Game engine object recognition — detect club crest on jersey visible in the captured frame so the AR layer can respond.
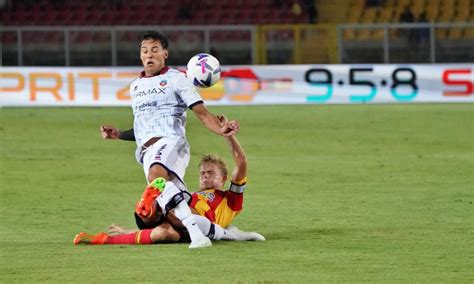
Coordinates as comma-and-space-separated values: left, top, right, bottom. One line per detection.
197, 191, 215, 202
159, 80, 167, 86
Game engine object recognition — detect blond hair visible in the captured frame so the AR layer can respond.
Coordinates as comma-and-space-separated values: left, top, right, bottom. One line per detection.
199, 154, 228, 177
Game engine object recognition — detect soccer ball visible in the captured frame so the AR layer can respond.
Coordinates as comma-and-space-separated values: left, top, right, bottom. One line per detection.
186, 53, 221, 88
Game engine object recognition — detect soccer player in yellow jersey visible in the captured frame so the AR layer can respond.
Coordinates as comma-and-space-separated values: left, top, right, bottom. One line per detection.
190, 115, 248, 228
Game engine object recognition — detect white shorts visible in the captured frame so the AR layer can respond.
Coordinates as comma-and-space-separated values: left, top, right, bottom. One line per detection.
135, 136, 190, 190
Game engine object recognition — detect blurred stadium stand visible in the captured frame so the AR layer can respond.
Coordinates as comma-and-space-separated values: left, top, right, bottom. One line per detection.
1, 0, 473, 65
0, 0, 309, 26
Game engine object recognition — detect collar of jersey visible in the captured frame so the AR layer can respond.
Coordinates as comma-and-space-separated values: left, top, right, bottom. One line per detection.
140, 66, 169, 78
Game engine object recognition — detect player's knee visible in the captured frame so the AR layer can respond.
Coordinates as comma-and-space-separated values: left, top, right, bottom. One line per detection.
148, 164, 170, 182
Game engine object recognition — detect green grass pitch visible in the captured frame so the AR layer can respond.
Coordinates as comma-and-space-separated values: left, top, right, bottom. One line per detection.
1, 104, 473, 282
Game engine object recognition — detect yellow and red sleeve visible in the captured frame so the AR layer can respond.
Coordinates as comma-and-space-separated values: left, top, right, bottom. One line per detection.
226, 176, 247, 211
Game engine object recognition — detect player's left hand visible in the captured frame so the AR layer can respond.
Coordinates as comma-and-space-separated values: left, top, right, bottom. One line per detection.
107, 223, 135, 235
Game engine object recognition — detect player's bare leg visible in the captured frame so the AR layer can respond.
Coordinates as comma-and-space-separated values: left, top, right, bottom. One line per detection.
147, 164, 170, 184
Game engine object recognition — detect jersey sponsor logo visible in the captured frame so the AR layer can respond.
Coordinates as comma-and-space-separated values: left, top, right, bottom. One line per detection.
135, 88, 159, 98
135, 101, 157, 111
160, 80, 168, 86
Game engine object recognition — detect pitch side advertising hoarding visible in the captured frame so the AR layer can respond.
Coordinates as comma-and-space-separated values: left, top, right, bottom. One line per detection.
1, 65, 473, 106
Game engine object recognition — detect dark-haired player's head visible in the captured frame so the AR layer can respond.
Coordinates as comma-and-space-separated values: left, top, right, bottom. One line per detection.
142, 31, 169, 49
140, 31, 169, 76
135, 200, 165, 229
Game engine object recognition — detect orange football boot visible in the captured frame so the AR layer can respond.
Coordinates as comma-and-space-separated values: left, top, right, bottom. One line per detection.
135, 177, 166, 218
73, 232, 109, 245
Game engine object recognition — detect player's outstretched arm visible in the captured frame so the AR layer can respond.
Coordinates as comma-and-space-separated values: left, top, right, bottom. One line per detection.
217, 115, 247, 182
191, 104, 239, 137
100, 125, 135, 141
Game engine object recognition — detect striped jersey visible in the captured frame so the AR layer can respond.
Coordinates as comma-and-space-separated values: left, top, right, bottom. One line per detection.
129, 67, 203, 148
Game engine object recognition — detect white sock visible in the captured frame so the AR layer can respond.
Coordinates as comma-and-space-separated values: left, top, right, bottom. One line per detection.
173, 201, 207, 242
158, 181, 206, 243
193, 215, 243, 241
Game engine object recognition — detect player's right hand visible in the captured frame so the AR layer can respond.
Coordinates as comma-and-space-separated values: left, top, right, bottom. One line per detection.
100, 125, 120, 139
221, 120, 240, 137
